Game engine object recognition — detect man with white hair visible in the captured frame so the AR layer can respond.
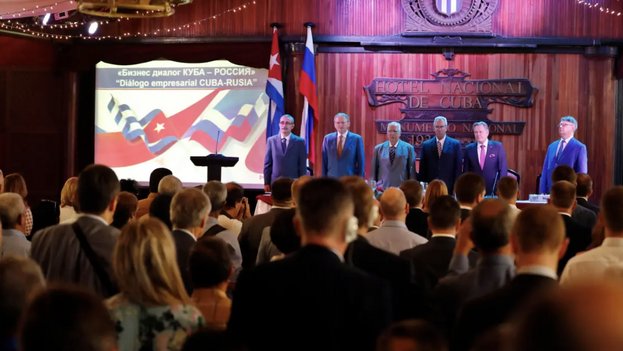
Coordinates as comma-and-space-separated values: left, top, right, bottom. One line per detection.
0, 193, 29, 257
158, 175, 183, 196
371, 122, 417, 189
419, 116, 463, 194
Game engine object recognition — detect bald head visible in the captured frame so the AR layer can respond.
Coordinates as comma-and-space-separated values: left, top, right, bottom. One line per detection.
380, 188, 408, 220
471, 199, 512, 253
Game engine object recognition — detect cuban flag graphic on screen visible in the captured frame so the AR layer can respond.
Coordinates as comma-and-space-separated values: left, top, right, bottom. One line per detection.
265, 27, 284, 139
299, 25, 318, 166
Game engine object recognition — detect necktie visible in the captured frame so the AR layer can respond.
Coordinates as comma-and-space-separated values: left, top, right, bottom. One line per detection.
437, 141, 442, 157
390, 146, 396, 165
479, 144, 486, 169
337, 135, 343, 159
281, 138, 286, 153
556, 140, 566, 161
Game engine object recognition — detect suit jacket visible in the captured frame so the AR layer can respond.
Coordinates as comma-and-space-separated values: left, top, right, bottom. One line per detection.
460, 208, 471, 223
371, 140, 416, 189
263, 134, 307, 186
572, 204, 597, 230
322, 132, 365, 178
576, 198, 600, 215
238, 207, 290, 269
558, 215, 592, 275
30, 216, 119, 298
405, 208, 429, 239
228, 245, 392, 351
452, 274, 558, 351
255, 226, 283, 265
400, 236, 456, 294
172, 229, 196, 295
419, 136, 463, 194
539, 137, 588, 193
463, 141, 508, 195
434, 255, 516, 337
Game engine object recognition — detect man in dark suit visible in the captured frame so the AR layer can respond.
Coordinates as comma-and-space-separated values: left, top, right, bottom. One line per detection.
419, 116, 463, 195
263, 115, 306, 192
452, 206, 569, 351
463, 122, 508, 196
539, 116, 588, 194
371, 122, 416, 189
229, 178, 392, 351
435, 199, 516, 337
549, 181, 592, 275
170, 188, 211, 295
551, 165, 597, 229
400, 196, 461, 294
238, 178, 293, 269
400, 180, 429, 239
321, 113, 365, 178
454, 173, 486, 222
576, 173, 600, 214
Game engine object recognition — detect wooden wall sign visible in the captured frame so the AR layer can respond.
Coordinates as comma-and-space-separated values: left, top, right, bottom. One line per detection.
402, 0, 500, 34
364, 69, 538, 150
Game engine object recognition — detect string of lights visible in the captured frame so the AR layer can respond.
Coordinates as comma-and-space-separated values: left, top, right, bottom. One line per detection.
576, 0, 622, 15
0, 0, 74, 19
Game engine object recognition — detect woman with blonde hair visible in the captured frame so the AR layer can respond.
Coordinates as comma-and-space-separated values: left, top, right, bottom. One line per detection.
106, 218, 205, 351
3, 173, 33, 236
59, 177, 78, 223
422, 179, 448, 213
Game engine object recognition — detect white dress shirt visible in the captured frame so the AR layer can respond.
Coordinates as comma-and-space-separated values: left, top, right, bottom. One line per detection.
337, 131, 348, 149
218, 215, 243, 236
561, 237, 623, 284
280, 133, 291, 148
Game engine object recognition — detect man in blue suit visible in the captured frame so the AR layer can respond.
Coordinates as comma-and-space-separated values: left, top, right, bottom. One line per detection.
371, 122, 416, 189
418, 116, 463, 195
263, 115, 307, 192
463, 122, 508, 196
321, 113, 365, 178
539, 116, 588, 194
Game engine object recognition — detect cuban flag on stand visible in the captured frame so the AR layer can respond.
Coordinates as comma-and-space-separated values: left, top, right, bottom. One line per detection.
299, 25, 318, 167
265, 26, 284, 139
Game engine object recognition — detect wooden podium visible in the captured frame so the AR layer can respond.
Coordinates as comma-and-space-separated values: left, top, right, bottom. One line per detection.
191, 155, 239, 182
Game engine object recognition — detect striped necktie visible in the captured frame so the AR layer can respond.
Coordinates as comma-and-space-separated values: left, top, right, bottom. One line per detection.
390, 146, 396, 165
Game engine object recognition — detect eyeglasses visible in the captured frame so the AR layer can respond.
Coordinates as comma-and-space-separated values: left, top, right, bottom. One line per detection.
559, 123, 574, 128
279, 122, 293, 125
435, 125, 447, 129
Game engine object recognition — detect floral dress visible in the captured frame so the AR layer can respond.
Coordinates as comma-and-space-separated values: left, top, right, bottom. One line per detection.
106, 295, 205, 351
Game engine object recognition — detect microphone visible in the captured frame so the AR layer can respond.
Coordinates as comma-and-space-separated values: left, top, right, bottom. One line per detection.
215, 130, 220, 155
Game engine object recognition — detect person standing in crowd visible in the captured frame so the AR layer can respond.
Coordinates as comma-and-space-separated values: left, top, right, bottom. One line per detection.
463, 122, 508, 196
551, 165, 597, 230
419, 116, 463, 195
539, 116, 587, 194
263, 115, 306, 192
136, 168, 172, 218
400, 180, 429, 239
371, 122, 416, 189
576, 173, 600, 214
322, 112, 365, 178
110, 192, 138, 230
3, 174, 33, 237
496, 176, 521, 223
59, 177, 78, 223
454, 173, 486, 222
218, 183, 249, 236
0, 193, 29, 257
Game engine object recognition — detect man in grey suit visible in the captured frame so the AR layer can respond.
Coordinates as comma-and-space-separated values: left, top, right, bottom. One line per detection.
371, 122, 416, 189
321, 113, 365, 178
31, 165, 120, 298
435, 199, 515, 336
263, 115, 307, 193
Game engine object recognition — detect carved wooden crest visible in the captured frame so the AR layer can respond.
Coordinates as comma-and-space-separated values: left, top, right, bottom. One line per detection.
401, 0, 499, 34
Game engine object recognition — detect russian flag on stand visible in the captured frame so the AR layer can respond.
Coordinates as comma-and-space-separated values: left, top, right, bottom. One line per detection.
299, 25, 318, 166
265, 26, 284, 139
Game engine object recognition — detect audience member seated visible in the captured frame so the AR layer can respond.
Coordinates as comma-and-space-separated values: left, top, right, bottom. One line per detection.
31, 164, 120, 298
576, 173, 599, 214
149, 194, 174, 230
376, 320, 447, 351
422, 180, 448, 214
219, 183, 250, 236
496, 176, 521, 223
59, 177, 78, 223
400, 195, 461, 294
256, 176, 311, 265
452, 206, 567, 351
268, 208, 300, 261
400, 180, 428, 239
561, 186, 623, 283
435, 199, 515, 337
106, 218, 205, 351
3, 173, 33, 237
549, 181, 592, 274
182, 330, 246, 351
368, 188, 427, 255
171, 188, 211, 294
190, 237, 235, 330
136, 168, 172, 218
119, 178, 140, 197
202, 182, 243, 281
110, 192, 138, 230
0, 193, 29, 257
454, 173, 486, 222
20, 286, 117, 351
0, 257, 45, 351
229, 178, 392, 351
238, 177, 294, 269
551, 165, 597, 229
159, 175, 183, 196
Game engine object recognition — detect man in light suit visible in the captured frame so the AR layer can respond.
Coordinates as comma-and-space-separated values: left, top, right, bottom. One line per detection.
371, 122, 416, 189
463, 122, 508, 195
263, 115, 307, 192
419, 116, 463, 195
322, 113, 365, 178
539, 116, 588, 194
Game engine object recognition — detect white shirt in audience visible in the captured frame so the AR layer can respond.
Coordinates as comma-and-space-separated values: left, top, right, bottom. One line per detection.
560, 237, 623, 284
367, 220, 428, 255
59, 206, 76, 223
218, 215, 243, 236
